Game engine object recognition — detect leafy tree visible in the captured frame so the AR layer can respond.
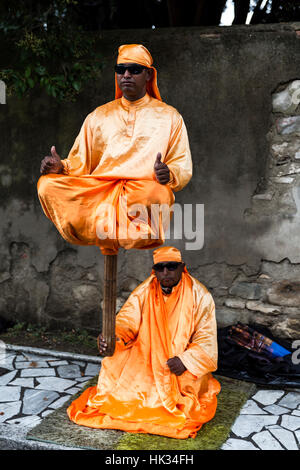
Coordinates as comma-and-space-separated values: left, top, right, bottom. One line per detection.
0, 0, 103, 101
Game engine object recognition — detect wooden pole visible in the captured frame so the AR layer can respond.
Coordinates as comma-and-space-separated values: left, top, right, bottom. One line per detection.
102, 254, 118, 356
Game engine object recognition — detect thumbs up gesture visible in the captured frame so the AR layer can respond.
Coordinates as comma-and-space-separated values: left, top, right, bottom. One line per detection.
154, 152, 170, 185
40, 146, 63, 175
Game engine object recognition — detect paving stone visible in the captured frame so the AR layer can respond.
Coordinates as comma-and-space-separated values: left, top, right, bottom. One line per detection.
231, 415, 278, 438
292, 410, 300, 416
221, 438, 258, 450
241, 400, 267, 415
268, 426, 299, 450
0, 355, 16, 370
71, 360, 86, 367
48, 395, 71, 409
0, 371, 17, 385
41, 409, 54, 418
64, 386, 83, 395
281, 414, 300, 431
16, 353, 55, 362
22, 389, 59, 415
263, 404, 289, 415
21, 368, 56, 378
0, 385, 21, 402
276, 116, 300, 135
0, 400, 22, 423
252, 430, 284, 450
7, 415, 42, 429
84, 363, 100, 376
36, 377, 77, 392
10, 378, 35, 388
46, 360, 69, 366
278, 392, 300, 409
252, 390, 285, 406
76, 376, 94, 382
15, 361, 48, 369
57, 364, 82, 379
295, 430, 300, 445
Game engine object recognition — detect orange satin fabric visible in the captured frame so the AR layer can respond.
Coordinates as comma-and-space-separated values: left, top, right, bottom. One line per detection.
67, 270, 221, 439
37, 93, 192, 255
153, 246, 182, 264
115, 44, 162, 101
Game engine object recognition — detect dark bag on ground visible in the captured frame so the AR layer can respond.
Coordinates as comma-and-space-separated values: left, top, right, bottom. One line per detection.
216, 322, 300, 388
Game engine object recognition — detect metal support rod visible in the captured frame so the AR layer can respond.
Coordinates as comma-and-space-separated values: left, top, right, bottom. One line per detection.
101, 254, 118, 356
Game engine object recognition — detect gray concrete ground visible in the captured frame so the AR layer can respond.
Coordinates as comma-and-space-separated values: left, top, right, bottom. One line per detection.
0, 344, 299, 450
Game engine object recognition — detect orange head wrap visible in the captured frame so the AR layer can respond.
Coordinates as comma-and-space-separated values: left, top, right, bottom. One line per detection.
153, 246, 182, 265
115, 44, 162, 101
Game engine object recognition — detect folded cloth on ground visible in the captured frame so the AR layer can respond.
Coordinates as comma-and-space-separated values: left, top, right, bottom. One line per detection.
216, 323, 300, 388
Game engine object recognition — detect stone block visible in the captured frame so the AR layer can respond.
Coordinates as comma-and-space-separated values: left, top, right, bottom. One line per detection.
224, 298, 246, 309
229, 282, 262, 300
272, 80, 300, 114
267, 280, 300, 306
276, 116, 300, 136
245, 301, 281, 315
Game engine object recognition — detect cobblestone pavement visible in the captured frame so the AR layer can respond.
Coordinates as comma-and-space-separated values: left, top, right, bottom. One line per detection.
0, 344, 299, 450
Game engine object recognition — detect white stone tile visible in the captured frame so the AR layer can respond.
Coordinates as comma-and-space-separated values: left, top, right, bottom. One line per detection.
48, 395, 71, 409
57, 364, 82, 379
7, 415, 42, 429
16, 353, 55, 361
65, 387, 83, 395
295, 430, 300, 445
10, 378, 35, 388
221, 438, 258, 450
0, 400, 22, 423
21, 368, 56, 377
46, 360, 69, 366
231, 415, 278, 438
268, 426, 299, 450
84, 363, 100, 376
292, 410, 300, 417
263, 404, 289, 415
0, 370, 17, 385
76, 376, 94, 382
15, 361, 48, 369
240, 400, 267, 415
252, 390, 285, 406
22, 389, 59, 415
252, 430, 284, 450
0, 355, 16, 370
281, 414, 300, 431
41, 409, 54, 418
36, 377, 77, 392
0, 385, 21, 402
71, 360, 86, 367
278, 392, 300, 410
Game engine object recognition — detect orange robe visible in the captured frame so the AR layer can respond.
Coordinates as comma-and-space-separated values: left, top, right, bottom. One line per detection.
37, 93, 192, 254
67, 269, 221, 439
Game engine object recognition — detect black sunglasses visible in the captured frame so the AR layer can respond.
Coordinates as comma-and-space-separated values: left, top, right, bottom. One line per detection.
115, 64, 147, 75
152, 262, 182, 272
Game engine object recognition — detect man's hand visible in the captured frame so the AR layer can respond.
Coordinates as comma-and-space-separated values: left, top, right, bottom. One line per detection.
154, 152, 170, 185
167, 356, 187, 376
97, 334, 107, 355
40, 146, 63, 175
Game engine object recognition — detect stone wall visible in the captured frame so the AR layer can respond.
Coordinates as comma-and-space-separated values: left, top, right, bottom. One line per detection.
0, 23, 300, 338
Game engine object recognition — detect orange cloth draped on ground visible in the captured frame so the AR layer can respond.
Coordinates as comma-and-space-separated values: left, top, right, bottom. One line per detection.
67, 269, 221, 439
37, 93, 192, 255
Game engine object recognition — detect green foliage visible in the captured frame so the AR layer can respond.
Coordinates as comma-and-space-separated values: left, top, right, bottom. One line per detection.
0, 0, 103, 101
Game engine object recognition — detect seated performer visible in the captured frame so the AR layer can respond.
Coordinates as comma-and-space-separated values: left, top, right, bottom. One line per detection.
37, 44, 192, 255
67, 246, 221, 439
